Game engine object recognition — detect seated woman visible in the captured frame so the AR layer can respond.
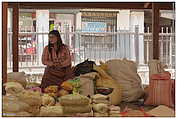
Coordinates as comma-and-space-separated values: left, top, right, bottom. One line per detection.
40, 30, 74, 92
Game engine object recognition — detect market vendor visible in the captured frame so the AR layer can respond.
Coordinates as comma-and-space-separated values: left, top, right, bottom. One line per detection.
40, 30, 74, 92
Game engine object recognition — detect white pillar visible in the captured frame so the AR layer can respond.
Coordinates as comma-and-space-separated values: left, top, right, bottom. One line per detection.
36, 10, 49, 65
130, 11, 144, 65
117, 10, 132, 59
76, 12, 82, 31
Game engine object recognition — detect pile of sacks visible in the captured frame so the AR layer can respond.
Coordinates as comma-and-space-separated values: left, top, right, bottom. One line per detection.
3, 82, 42, 117
60, 94, 92, 116
109, 105, 121, 117
91, 94, 110, 117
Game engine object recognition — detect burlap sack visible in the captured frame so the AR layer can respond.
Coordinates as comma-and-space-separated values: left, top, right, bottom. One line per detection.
63, 105, 92, 114
92, 103, 109, 113
60, 94, 90, 106
7, 72, 27, 88
39, 106, 63, 117
4, 82, 24, 95
17, 90, 42, 106
3, 95, 30, 113
104, 59, 144, 102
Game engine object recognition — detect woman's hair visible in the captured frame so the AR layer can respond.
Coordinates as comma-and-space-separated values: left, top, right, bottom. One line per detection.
48, 30, 64, 60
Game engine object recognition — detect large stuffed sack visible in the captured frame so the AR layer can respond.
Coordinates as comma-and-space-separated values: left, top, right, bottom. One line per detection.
91, 94, 109, 100
93, 65, 122, 105
3, 95, 30, 113
4, 82, 24, 95
7, 72, 27, 88
39, 106, 63, 117
103, 59, 144, 102
92, 103, 109, 113
16, 90, 42, 106
60, 94, 90, 106
42, 94, 55, 106
79, 72, 98, 96
63, 105, 92, 114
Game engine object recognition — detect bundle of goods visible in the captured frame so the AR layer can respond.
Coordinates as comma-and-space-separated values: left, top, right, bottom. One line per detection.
93, 64, 122, 105
41, 94, 56, 106
2, 95, 31, 117
109, 105, 121, 117
39, 106, 63, 117
16, 90, 42, 116
60, 94, 92, 115
91, 94, 110, 117
4, 82, 24, 95
74, 59, 97, 76
7, 72, 27, 88
100, 59, 144, 102
144, 71, 175, 108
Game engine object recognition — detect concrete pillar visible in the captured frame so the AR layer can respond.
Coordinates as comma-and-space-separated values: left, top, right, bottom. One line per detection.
36, 10, 49, 64
76, 12, 82, 31
130, 11, 144, 65
117, 10, 132, 59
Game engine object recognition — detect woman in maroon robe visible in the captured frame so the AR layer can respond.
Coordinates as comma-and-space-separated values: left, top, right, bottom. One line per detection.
40, 30, 74, 92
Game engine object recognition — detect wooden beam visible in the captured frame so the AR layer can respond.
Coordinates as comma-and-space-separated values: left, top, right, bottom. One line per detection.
8, 2, 150, 9
144, 2, 151, 8
12, 3, 19, 72
152, 3, 160, 59
2, 2, 8, 83
7, 2, 174, 10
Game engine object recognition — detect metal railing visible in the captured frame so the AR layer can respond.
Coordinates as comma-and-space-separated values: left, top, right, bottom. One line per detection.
7, 26, 175, 84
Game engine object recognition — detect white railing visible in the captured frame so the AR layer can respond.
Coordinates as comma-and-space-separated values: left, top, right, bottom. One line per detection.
7, 26, 175, 84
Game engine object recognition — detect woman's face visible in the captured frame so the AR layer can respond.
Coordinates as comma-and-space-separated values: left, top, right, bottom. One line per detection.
49, 34, 58, 44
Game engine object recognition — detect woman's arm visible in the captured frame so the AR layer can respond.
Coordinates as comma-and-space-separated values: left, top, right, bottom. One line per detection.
42, 46, 53, 66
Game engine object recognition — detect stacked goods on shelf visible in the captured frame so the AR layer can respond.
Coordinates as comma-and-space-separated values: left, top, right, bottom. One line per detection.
109, 105, 121, 117
91, 94, 110, 117
60, 94, 92, 116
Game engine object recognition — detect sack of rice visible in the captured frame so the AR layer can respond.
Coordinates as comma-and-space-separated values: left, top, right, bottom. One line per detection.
63, 105, 92, 114
42, 94, 55, 106
80, 77, 94, 96
4, 82, 24, 95
39, 106, 63, 117
92, 103, 109, 113
7, 72, 27, 88
92, 99, 110, 104
109, 105, 121, 111
60, 94, 90, 106
3, 95, 30, 113
17, 90, 42, 106
91, 94, 108, 100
